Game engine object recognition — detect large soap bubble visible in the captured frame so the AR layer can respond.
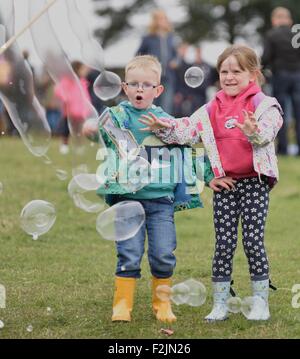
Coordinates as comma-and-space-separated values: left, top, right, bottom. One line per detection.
64, 0, 121, 101
0, 3, 51, 157
29, 0, 104, 169
65, 0, 104, 71
182, 278, 207, 307
155, 278, 207, 306
96, 201, 145, 241
184, 66, 205, 88
68, 173, 105, 213
20, 200, 56, 240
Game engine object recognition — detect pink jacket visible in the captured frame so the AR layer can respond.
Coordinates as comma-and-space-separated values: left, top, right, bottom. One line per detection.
155, 93, 283, 187
54, 76, 91, 120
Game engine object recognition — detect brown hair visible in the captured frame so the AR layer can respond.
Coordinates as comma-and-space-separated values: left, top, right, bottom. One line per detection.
217, 45, 265, 85
125, 55, 162, 82
71, 61, 83, 76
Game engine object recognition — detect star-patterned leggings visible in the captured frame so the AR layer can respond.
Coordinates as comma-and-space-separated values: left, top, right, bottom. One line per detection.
212, 176, 270, 282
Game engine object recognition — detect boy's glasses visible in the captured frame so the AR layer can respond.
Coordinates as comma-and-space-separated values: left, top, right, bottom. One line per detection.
125, 82, 159, 90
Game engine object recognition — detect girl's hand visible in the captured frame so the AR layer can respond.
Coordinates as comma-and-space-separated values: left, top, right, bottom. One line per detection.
139, 112, 172, 132
209, 177, 237, 192
234, 110, 258, 136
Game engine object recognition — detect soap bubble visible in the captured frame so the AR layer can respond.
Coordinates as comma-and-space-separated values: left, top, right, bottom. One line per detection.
227, 296, 242, 313
26, 324, 33, 333
55, 169, 68, 181
184, 66, 205, 88
96, 201, 145, 241
68, 174, 105, 213
156, 279, 207, 306
42, 155, 52, 165
182, 278, 207, 307
240, 296, 266, 319
93, 71, 122, 101
72, 164, 89, 176
0, 320, 4, 329
20, 200, 56, 240
156, 285, 172, 302
171, 282, 190, 305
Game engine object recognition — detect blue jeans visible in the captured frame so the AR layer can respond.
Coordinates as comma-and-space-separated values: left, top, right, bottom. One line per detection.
115, 197, 177, 279
272, 70, 300, 154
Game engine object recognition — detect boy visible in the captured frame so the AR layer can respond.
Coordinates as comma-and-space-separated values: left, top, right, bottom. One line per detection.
83, 55, 208, 323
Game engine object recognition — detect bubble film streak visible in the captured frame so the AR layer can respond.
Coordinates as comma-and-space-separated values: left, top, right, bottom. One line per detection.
65, 0, 104, 71
28, 0, 102, 156
0, 3, 51, 157
68, 174, 105, 213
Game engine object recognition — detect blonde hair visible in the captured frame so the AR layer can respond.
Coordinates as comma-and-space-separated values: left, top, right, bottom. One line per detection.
125, 55, 162, 82
217, 45, 265, 85
148, 9, 172, 34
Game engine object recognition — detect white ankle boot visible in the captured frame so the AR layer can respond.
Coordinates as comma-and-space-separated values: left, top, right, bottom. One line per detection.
247, 279, 270, 320
205, 281, 231, 321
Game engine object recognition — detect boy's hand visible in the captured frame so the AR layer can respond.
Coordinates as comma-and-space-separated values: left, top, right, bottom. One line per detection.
82, 118, 98, 137
234, 110, 258, 136
139, 112, 172, 132
209, 177, 237, 192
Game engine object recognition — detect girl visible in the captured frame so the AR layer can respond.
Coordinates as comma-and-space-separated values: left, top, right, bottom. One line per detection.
139, 45, 283, 321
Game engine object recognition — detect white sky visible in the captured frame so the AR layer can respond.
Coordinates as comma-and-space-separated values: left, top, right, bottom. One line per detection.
10, 0, 228, 70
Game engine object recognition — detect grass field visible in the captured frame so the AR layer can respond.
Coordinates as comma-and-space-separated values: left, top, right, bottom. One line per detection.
0, 137, 300, 339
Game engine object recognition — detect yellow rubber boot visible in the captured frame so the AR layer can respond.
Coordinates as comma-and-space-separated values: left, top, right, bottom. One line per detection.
112, 276, 136, 322
152, 277, 177, 323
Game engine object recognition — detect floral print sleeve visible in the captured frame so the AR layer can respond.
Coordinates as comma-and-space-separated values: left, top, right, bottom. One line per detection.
154, 116, 202, 146
246, 106, 283, 147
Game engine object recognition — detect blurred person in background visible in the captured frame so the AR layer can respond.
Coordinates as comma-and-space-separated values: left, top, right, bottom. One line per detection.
173, 43, 218, 117
38, 71, 62, 135
55, 61, 91, 154
136, 9, 179, 114
86, 68, 105, 115
262, 7, 300, 155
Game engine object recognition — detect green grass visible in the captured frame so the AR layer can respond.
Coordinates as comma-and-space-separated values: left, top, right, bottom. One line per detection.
0, 137, 300, 339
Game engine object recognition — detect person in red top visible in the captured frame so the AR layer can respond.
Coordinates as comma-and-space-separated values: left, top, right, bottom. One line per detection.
140, 45, 283, 322
55, 61, 91, 154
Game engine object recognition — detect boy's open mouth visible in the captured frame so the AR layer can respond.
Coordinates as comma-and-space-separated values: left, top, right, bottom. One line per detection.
136, 95, 143, 101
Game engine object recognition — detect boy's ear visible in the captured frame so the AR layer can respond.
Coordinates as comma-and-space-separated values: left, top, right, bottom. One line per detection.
155, 84, 164, 98
121, 82, 128, 94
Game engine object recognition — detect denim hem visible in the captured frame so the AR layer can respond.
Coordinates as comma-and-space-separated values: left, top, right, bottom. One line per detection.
115, 272, 141, 279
